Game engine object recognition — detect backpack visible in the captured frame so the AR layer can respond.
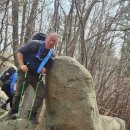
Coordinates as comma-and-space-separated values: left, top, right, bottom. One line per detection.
32, 33, 46, 41
0, 67, 16, 83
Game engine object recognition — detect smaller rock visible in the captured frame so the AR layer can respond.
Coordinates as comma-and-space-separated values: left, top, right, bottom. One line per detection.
101, 115, 126, 130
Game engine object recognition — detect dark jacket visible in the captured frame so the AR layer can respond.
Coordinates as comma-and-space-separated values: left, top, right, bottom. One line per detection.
18, 40, 55, 75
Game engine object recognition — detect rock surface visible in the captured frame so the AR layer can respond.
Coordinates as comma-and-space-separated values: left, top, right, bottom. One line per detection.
45, 56, 103, 130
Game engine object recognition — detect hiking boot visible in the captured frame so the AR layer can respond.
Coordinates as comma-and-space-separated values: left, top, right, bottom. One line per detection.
10, 109, 18, 120
10, 113, 18, 120
0, 103, 6, 110
29, 112, 39, 125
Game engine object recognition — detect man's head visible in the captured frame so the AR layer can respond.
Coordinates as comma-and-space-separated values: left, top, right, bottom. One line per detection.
45, 32, 58, 49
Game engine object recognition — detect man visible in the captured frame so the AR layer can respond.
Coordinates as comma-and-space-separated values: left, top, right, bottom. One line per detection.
10, 32, 58, 124
0, 67, 17, 110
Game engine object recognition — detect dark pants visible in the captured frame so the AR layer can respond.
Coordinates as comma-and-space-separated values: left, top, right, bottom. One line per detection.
6, 97, 13, 107
11, 69, 46, 114
2, 83, 13, 108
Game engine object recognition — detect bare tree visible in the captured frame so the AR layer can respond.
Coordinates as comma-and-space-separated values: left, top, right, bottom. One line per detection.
52, 0, 60, 32
0, 0, 9, 49
12, 0, 19, 66
24, 0, 40, 43
20, 0, 27, 45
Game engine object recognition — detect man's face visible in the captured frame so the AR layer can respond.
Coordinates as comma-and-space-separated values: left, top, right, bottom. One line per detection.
45, 36, 58, 49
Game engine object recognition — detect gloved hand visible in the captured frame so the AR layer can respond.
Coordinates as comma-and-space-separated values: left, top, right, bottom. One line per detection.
20, 65, 28, 72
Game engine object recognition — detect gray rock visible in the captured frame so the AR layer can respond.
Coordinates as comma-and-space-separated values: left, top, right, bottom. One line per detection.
45, 56, 103, 130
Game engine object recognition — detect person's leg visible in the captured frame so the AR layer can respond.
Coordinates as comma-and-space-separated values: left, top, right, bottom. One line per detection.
29, 78, 46, 124
4, 93, 13, 108
4, 89, 12, 106
11, 70, 29, 116
9, 95, 14, 108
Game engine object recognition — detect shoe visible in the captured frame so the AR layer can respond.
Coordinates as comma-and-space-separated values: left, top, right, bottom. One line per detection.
0, 103, 6, 110
28, 112, 39, 125
10, 109, 19, 120
11, 113, 18, 120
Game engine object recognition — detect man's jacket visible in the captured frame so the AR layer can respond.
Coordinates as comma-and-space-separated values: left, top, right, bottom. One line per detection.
18, 40, 55, 75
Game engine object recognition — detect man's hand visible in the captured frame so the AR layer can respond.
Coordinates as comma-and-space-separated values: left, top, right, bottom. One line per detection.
41, 67, 46, 74
21, 65, 28, 72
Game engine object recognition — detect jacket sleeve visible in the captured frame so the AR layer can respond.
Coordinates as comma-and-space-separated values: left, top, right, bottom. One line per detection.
10, 73, 17, 94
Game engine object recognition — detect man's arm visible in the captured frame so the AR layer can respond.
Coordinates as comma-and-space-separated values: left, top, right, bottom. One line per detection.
17, 52, 28, 72
18, 41, 39, 72
17, 52, 24, 67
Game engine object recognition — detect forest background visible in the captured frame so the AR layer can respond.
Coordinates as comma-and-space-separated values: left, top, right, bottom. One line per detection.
0, 0, 130, 129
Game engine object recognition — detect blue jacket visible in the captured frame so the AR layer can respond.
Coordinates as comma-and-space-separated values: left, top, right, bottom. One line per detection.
9, 72, 17, 94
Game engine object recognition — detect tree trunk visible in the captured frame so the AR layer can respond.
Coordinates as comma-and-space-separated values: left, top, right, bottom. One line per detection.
12, 0, 19, 66
20, 0, 27, 45
24, 0, 40, 43
52, 0, 59, 32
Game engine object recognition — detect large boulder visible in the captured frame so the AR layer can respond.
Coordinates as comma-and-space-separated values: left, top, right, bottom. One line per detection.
45, 56, 103, 130
20, 86, 35, 118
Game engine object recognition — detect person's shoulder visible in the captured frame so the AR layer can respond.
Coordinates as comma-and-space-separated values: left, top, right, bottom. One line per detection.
22, 40, 40, 49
